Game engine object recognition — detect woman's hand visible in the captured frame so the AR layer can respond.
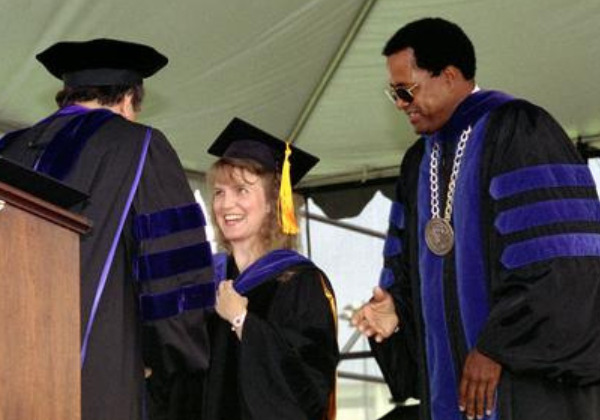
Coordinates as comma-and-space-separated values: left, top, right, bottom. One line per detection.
215, 280, 248, 326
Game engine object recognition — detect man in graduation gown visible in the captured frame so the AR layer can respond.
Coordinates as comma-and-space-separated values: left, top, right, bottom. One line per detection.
0, 39, 212, 420
352, 18, 600, 420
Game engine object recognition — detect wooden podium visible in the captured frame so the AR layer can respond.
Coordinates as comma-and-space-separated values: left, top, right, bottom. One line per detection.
0, 181, 90, 420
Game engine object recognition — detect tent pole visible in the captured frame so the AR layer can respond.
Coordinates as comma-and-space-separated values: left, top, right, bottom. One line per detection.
287, 0, 378, 144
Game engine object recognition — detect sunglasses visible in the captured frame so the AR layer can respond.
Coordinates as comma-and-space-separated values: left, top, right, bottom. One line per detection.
384, 82, 419, 104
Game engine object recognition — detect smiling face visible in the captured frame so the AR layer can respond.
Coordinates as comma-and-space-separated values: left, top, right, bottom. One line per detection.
386, 48, 460, 135
212, 164, 272, 254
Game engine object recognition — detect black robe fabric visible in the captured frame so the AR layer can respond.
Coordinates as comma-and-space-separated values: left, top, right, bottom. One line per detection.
0, 109, 212, 420
202, 257, 339, 420
372, 91, 600, 420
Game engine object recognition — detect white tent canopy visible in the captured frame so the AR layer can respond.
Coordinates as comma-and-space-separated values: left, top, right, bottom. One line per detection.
1, 0, 599, 189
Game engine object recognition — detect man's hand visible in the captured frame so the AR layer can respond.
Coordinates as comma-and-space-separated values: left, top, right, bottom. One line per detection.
351, 286, 399, 342
458, 348, 502, 419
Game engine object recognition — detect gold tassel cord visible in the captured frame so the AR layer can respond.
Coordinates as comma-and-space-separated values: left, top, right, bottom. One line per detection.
278, 143, 299, 234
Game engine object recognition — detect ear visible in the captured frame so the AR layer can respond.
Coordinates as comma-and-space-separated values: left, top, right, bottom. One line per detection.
120, 93, 137, 122
442, 66, 460, 83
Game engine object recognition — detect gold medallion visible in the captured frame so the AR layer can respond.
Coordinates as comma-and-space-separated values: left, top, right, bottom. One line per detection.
425, 217, 454, 256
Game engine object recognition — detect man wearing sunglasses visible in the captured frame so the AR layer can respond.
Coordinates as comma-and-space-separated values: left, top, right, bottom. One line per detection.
353, 17, 600, 420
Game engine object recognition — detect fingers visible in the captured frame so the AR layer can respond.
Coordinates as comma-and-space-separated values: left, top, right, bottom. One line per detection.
485, 374, 499, 416
459, 350, 502, 419
350, 307, 364, 326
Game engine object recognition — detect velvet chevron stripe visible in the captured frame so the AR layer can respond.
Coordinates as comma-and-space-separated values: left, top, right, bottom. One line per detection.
383, 235, 401, 257
490, 164, 596, 200
501, 233, 600, 269
495, 199, 600, 234
378, 267, 394, 289
389, 201, 405, 229
134, 203, 206, 240
139, 282, 216, 321
134, 241, 212, 281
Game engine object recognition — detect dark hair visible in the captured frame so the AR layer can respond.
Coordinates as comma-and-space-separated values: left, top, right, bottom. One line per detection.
382, 17, 476, 80
55, 84, 145, 111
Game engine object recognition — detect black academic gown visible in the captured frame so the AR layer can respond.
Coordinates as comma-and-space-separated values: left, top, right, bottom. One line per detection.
202, 255, 339, 420
0, 108, 212, 420
373, 91, 600, 420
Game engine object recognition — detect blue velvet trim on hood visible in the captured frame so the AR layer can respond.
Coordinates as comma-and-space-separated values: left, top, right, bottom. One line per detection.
34, 109, 116, 180
490, 164, 596, 200
219, 249, 314, 295
133, 202, 206, 241
495, 198, 600, 234
0, 105, 92, 152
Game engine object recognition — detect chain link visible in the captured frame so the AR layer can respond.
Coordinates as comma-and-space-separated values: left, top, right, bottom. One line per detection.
429, 126, 472, 221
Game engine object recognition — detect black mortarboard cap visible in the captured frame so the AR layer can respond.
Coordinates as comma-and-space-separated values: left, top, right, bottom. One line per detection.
36, 38, 168, 87
208, 117, 319, 186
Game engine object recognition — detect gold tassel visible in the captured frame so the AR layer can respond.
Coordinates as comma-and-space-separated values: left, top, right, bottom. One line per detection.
278, 142, 299, 235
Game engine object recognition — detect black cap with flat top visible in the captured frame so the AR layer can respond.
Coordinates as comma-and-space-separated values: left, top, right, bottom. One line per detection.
207, 117, 319, 186
36, 38, 168, 87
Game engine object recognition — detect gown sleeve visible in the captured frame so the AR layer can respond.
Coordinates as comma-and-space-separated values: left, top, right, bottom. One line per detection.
369, 139, 424, 402
476, 100, 600, 385
238, 267, 339, 420
131, 128, 212, 418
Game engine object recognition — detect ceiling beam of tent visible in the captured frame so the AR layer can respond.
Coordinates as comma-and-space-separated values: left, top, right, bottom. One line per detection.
287, 0, 378, 145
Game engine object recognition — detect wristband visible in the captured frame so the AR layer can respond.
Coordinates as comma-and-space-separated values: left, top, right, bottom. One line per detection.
230, 310, 247, 331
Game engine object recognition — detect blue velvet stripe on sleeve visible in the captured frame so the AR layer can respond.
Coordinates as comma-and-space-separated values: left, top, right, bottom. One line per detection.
501, 233, 600, 269
134, 203, 206, 241
495, 199, 600, 234
389, 201, 405, 230
378, 267, 395, 289
134, 241, 212, 281
490, 164, 596, 200
383, 235, 402, 257
139, 282, 216, 321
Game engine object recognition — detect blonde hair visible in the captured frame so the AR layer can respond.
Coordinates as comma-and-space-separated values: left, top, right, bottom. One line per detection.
207, 157, 299, 254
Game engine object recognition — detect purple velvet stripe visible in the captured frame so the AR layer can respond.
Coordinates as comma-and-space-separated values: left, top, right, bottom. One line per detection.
383, 235, 402, 257
490, 164, 596, 200
495, 199, 600, 235
453, 117, 493, 350
134, 241, 212, 281
418, 137, 462, 420
378, 267, 394, 289
139, 282, 216, 321
233, 249, 313, 295
0, 105, 95, 151
34, 110, 116, 180
133, 203, 207, 241
81, 128, 152, 367
389, 201, 405, 229
501, 233, 600, 269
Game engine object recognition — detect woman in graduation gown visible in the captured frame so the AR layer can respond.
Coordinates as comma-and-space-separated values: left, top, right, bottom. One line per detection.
201, 117, 339, 420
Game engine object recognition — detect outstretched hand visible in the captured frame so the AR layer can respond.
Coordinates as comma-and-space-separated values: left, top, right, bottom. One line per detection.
459, 348, 502, 419
351, 286, 399, 342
